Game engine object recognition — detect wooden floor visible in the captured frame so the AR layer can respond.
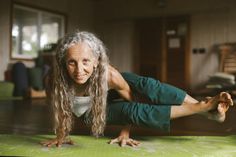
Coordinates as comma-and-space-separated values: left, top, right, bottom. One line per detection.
0, 99, 236, 136
1, 99, 236, 157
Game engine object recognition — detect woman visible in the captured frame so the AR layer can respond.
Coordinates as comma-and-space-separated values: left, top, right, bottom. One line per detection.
42, 30, 233, 147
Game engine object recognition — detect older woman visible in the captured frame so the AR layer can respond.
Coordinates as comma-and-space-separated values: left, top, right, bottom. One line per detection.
42, 30, 233, 147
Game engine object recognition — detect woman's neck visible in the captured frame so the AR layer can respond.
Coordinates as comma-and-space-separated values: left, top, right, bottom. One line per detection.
75, 82, 89, 96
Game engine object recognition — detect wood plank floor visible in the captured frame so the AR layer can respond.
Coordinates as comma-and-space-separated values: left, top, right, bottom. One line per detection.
0, 99, 235, 136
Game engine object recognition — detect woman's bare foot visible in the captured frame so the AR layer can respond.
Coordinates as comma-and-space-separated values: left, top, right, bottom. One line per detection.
204, 92, 233, 110
203, 92, 233, 122
207, 103, 228, 122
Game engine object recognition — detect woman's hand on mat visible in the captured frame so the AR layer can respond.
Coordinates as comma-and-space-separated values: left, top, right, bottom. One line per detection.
109, 136, 140, 147
109, 125, 140, 147
40, 137, 74, 147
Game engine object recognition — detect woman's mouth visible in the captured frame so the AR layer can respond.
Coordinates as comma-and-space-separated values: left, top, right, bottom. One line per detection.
75, 74, 86, 80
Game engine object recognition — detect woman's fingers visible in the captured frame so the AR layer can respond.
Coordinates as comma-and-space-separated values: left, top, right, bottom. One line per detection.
47, 140, 58, 147
64, 138, 74, 145
109, 138, 119, 144
126, 139, 140, 147
41, 138, 74, 148
56, 139, 62, 147
120, 139, 126, 147
40, 139, 57, 147
131, 139, 140, 146
109, 137, 141, 147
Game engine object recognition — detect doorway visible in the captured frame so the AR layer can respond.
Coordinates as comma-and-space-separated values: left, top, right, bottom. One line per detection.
135, 16, 190, 90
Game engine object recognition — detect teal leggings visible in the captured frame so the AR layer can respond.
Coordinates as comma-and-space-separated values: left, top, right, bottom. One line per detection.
106, 72, 187, 132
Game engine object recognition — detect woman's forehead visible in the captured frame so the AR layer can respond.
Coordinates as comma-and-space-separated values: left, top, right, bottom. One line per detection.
66, 42, 95, 58
69, 43, 92, 53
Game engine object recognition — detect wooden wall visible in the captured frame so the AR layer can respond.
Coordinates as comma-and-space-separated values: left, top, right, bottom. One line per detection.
0, 1, 11, 81
0, 0, 94, 81
94, 0, 236, 90
1, 0, 236, 91
191, 8, 236, 89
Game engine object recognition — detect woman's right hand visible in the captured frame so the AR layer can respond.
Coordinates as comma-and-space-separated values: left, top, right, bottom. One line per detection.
40, 137, 74, 147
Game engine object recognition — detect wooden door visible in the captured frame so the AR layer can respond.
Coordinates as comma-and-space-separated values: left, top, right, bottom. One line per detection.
136, 16, 190, 89
135, 18, 164, 80
165, 17, 190, 89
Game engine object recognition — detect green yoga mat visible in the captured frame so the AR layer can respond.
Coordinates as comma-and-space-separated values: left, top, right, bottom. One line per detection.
1, 134, 236, 157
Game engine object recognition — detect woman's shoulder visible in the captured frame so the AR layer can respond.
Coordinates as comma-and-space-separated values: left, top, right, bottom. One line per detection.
108, 65, 119, 77
108, 65, 117, 83
108, 65, 134, 90
108, 65, 122, 89
108, 65, 139, 80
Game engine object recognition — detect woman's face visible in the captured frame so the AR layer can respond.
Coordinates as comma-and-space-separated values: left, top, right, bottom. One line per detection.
66, 42, 98, 85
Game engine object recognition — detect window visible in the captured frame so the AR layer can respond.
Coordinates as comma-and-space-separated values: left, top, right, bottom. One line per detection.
11, 4, 65, 60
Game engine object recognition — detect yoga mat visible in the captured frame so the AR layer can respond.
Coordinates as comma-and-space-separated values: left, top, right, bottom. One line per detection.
1, 134, 236, 157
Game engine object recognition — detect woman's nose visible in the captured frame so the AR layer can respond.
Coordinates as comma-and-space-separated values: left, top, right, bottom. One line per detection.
76, 63, 83, 73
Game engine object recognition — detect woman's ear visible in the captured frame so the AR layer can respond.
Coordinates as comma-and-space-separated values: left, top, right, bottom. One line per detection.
93, 60, 98, 68
94, 59, 98, 68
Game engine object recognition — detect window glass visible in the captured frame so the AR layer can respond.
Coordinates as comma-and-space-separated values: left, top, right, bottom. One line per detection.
11, 4, 65, 60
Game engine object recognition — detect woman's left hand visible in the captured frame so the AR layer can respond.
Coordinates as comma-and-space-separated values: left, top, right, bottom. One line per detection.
109, 135, 140, 147
108, 125, 140, 147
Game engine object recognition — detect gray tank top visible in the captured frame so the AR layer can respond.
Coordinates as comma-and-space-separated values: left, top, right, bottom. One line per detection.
72, 96, 92, 117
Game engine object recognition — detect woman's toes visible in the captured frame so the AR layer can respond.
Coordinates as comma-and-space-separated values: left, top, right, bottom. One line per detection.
219, 92, 233, 106
216, 104, 226, 122
217, 104, 225, 113
207, 103, 226, 123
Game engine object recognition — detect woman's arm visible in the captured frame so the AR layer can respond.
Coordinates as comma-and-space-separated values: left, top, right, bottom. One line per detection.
40, 109, 74, 147
41, 71, 74, 147
108, 65, 140, 147
108, 65, 134, 101
109, 124, 140, 147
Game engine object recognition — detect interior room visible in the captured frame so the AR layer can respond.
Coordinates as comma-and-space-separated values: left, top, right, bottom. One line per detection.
1, 0, 236, 156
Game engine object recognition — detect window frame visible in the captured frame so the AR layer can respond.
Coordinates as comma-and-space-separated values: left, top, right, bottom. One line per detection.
10, 2, 66, 60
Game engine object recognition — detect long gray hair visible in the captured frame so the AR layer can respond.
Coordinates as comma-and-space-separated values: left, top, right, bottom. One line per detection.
49, 30, 109, 138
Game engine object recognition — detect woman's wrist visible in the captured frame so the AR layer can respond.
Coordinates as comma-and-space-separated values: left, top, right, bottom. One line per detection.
119, 125, 131, 137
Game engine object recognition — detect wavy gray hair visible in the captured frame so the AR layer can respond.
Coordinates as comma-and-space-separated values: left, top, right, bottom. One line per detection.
49, 30, 109, 138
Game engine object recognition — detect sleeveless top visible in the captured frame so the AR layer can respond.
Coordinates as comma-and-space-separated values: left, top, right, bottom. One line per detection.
72, 96, 92, 117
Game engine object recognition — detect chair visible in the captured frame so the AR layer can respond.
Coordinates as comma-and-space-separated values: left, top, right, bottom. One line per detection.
219, 43, 236, 74
206, 43, 236, 97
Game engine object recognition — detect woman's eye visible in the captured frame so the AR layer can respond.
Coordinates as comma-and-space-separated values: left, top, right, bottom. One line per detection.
68, 60, 76, 66
83, 59, 90, 64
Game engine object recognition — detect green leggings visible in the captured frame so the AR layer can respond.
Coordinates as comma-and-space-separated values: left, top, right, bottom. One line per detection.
106, 72, 187, 132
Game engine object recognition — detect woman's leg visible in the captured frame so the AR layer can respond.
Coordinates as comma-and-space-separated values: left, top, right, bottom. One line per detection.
106, 101, 172, 132
121, 73, 233, 122
121, 72, 186, 105
170, 92, 233, 122
106, 92, 233, 134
